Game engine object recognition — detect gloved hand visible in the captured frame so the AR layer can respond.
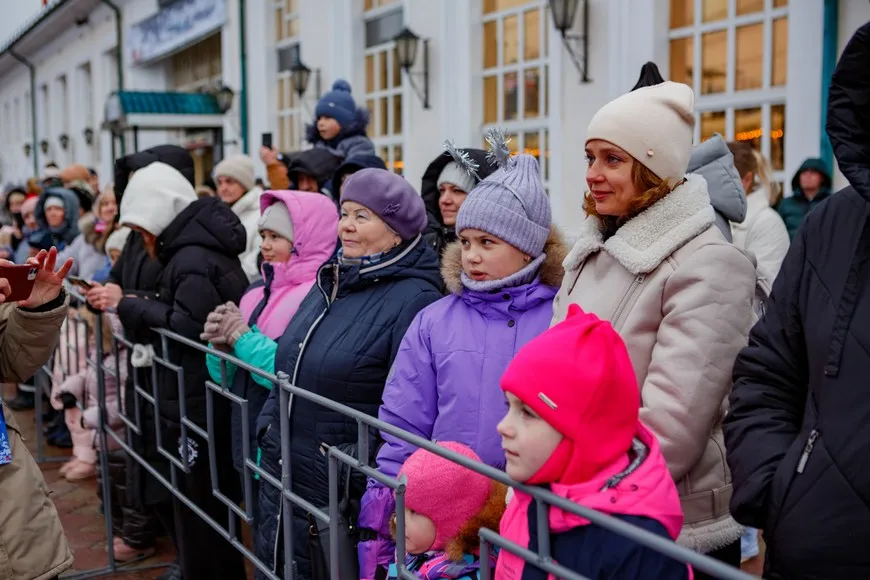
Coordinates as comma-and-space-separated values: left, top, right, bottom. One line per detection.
200, 304, 230, 343
59, 392, 77, 410
216, 302, 250, 347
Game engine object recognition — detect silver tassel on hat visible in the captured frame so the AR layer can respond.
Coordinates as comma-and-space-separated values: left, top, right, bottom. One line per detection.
485, 126, 516, 171
442, 139, 481, 181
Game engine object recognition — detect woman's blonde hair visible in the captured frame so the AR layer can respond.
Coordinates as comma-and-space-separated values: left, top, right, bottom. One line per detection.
727, 141, 781, 204
583, 161, 672, 234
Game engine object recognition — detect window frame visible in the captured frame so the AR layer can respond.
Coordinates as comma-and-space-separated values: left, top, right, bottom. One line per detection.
480, 0, 551, 189
274, 0, 304, 152
362, 2, 406, 175
669, 0, 788, 179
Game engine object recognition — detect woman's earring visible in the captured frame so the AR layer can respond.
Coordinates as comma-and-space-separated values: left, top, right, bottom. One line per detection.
524, 255, 531, 263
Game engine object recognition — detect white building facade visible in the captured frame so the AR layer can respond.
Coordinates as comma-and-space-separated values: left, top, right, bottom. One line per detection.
0, 0, 867, 234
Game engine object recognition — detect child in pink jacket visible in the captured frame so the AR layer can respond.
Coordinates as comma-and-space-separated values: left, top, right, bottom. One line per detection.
52, 311, 127, 480
496, 305, 690, 580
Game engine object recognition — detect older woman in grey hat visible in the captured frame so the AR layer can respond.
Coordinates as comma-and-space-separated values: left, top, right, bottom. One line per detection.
254, 168, 443, 579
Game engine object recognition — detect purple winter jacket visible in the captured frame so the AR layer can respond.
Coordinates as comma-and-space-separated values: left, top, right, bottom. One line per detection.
358, 230, 567, 578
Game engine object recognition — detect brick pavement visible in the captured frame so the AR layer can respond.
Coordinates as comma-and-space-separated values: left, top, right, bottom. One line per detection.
4, 383, 175, 579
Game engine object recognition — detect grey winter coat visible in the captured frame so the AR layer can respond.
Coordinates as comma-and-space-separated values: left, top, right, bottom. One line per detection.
59, 215, 110, 281
687, 134, 747, 242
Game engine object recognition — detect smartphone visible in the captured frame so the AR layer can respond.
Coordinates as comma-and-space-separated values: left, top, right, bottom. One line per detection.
0, 264, 38, 302
262, 132, 273, 149
68, 277, 94, 291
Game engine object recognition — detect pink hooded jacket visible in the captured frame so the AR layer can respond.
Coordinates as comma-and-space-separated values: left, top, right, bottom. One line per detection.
239, 190, 338, 337
497, 424, 691, 580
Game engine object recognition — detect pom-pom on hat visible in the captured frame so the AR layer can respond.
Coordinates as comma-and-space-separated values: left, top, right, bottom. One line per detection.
501, 304, 639, 485
399, 442, 492, 552
586, 81, 695, 186
315, 79, 359, 130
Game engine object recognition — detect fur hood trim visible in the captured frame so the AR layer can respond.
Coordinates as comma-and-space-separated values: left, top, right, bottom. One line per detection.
441, 226, 567, 295
78, 214, 107, 251
446, 482, 507, 561
563, 174, 715, 275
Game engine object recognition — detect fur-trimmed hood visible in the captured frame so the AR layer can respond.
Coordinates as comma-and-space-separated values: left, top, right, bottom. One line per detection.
440, 226, 568, 295
391, 482, 507, 562
564, 173, 715, 275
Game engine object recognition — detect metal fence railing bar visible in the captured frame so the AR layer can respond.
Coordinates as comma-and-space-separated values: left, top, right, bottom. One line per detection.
33, 283, 754, 580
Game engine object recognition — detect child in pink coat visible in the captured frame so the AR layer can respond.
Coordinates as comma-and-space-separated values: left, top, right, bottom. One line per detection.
388, 442, 506, 580
496, 305, 691, 580
52, 311, 127, 480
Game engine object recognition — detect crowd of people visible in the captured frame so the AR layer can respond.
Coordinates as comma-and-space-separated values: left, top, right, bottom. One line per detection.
2, 21, 870, 580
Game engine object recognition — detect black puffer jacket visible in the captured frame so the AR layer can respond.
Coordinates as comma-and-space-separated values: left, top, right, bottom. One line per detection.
420, 149, 498, 260
117, 197, 248, 508
724, 22, 870, 579
254, 236, 442, 579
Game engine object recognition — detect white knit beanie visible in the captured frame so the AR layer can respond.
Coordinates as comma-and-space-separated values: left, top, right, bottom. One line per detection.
120, 162, 197, 237
586, 81, 695, 185
438, 162, 477, 194
105, 227, 131, 256
214, 154, 255, 192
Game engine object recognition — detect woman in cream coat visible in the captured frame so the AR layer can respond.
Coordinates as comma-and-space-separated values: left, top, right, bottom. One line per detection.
552, 82, 756, 574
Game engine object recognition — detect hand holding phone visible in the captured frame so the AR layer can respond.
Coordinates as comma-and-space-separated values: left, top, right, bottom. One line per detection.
0, 263, 39, 303
68, 276, 94, 291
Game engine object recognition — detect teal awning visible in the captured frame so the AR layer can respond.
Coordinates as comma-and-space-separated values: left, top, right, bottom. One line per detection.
116, 91, 222, 115
104, 91, 225, 131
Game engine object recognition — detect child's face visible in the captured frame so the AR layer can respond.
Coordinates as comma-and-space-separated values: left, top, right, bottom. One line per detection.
403, 508, 436, 555
260, 230, 293, 263
317, 116, 341, 141
460, 228, 530, 283
497, 392, 563, 483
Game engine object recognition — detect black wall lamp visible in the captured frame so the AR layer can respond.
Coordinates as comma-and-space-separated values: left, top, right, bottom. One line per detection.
40, 139, 50, 155
393, 27, 430, 109
213, 84, 235, 114
23, 143, 31, 157
549, 0, 590, 83
58, 133, 70, 151
290, 60, 322, 100
83, 127, 95, 146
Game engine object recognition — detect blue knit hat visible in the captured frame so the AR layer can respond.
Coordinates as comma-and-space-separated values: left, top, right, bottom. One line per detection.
315, 80, 358, 129
456, 152, 551, 258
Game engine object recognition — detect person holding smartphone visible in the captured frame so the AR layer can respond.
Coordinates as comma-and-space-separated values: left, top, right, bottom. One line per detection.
0, 246, 76, 580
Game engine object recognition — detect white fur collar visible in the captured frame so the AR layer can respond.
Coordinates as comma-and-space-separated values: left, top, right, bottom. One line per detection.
563, 174, 715, 275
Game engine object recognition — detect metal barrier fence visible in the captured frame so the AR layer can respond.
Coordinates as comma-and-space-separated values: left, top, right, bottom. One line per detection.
35, 285, 755, 580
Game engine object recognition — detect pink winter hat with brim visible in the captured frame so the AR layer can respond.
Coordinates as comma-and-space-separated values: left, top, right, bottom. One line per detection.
398, 442, 492, 551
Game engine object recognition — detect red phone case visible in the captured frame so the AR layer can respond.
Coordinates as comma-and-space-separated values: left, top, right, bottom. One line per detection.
0, 264, 38, 302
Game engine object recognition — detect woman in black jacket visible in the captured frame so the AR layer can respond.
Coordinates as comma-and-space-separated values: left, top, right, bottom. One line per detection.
87, 145, 197, 576
254, 168, 442, 579
420, 145, 498, 262
724, 22, 870, 579
93, 161, 249, 580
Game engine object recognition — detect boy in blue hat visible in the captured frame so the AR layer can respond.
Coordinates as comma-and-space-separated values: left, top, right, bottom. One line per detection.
307, 79, 376, 160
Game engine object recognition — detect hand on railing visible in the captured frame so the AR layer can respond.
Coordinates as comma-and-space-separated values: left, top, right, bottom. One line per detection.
199, 302, 248, 349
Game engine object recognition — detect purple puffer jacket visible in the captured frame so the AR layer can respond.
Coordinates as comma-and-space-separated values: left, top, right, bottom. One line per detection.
358, 230, 566, 578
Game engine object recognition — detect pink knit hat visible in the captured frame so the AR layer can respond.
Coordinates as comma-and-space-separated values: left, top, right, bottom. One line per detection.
398, 442, 491, 551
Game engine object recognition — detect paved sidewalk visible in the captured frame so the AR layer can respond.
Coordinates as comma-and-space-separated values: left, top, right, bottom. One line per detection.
4, 383, 174, 579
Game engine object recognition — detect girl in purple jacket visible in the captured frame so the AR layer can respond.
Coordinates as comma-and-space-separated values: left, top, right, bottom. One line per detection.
358, 134, 567, 577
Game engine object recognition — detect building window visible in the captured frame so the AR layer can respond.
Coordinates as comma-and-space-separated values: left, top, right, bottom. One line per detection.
481, 0, 550, 187
669, 0, 788, 176
171, 33, 222, 92
275, 0, 303, 152
363, 2, 404, 175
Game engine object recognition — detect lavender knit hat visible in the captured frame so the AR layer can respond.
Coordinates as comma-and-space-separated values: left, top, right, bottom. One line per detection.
455, 131, 551, 257
340, 168, 427, 241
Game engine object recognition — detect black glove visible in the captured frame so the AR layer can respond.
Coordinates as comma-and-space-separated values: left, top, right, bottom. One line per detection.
59, 392, 77, 410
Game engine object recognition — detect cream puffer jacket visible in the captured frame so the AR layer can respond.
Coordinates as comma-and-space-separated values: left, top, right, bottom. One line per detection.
552, 174, 756, 553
